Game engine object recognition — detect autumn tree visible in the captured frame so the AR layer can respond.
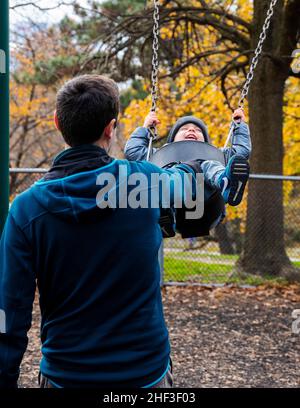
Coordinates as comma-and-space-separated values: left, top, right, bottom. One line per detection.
9, 24, 72, 195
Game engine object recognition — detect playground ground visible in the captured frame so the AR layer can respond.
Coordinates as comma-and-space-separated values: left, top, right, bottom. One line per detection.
19, 284, 300, 388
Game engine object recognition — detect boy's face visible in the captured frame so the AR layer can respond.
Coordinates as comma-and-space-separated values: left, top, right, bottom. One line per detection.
174, 123, 205, 142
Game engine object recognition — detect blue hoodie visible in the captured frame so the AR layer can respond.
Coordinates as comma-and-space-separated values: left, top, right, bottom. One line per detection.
0, 145, 199, 388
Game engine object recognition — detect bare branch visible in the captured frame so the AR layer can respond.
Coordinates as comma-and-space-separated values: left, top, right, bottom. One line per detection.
10, 1, 74, 11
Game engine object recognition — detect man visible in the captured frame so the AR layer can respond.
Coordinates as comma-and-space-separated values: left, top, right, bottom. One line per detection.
0, 74, 203, 388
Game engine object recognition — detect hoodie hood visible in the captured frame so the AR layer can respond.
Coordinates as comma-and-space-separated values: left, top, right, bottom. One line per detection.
31, 145, 116, 223
167, 116, 210, 143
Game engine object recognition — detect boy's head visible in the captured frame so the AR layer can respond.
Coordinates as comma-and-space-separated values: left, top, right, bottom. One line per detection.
54, 74, 120, 147
167, 116, 210, 144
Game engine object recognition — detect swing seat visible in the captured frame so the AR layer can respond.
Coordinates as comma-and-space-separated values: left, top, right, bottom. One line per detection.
150, 141, 226, 238
151, 140, 226, 167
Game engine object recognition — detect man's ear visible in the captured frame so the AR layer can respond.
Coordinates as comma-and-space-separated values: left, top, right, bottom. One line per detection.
104, 119, 116, 139
54, 110, 60, 131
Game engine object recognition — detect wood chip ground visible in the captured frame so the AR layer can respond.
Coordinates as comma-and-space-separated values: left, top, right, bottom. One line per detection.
19, 285, 300, 388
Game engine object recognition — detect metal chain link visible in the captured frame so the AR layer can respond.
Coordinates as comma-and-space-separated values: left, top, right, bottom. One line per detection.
225, 0, 279, 152
238, 0, 278, 108
151, 0, 160, 113
150, 0, 278, 113
146, 0, 160, 160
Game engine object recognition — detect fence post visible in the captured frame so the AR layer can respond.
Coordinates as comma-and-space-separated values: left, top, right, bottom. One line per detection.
0, 0, 9, 236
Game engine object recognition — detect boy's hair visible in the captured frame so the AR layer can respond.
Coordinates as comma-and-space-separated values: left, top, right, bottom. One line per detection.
56, 74, 120, 146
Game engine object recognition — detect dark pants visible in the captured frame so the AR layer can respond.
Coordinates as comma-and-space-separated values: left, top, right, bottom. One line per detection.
39, 359, 173, 388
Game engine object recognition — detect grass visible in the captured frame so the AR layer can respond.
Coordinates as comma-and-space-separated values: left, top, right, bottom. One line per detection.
167, 251, 238, 261
164, 256, 293, 286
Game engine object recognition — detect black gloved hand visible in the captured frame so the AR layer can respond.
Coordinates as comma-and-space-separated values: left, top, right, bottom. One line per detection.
176, 159, 203, 175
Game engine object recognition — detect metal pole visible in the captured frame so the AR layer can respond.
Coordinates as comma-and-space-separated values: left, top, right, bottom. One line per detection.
250, 174, 300, 181
0, 0, 9, 236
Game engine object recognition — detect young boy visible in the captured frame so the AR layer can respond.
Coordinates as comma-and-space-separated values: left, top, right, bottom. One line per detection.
125, 108, 251, 207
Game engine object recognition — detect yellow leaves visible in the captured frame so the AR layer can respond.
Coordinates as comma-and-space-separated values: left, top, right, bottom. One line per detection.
283, 77, 300, 176
122, 63, 235, 144
235, 0, 253, 23
160, 27, 168, 41
10, 83, 48, 119
12, 52, 35, 76
121, 96, 152, 135
9, 79, 55, 148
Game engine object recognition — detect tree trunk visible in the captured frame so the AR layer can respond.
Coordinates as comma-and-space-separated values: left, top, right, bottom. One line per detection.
238, 0, 298, 280
215, 223, 235, 255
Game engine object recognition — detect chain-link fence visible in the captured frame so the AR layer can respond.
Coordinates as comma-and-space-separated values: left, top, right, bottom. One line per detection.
163, 175, 300, 285
9, 169, 300, 285
10, 168, 47, 198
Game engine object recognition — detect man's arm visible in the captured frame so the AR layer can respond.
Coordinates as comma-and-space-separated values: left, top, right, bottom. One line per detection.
136, 159, 203, 210
0, 212, 36, 388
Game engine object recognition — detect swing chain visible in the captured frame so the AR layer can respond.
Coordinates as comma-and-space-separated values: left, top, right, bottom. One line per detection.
238, 0, 278, 108
225, 0, 278, 151
151, 0, 160, 114
146, 0, 160, 161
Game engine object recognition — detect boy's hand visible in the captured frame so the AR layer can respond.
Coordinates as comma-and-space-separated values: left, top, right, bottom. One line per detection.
143, 111, 161, 128
232, 108, 246, 122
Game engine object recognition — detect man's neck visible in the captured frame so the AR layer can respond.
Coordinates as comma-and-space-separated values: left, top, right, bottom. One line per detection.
93, 137, 109, 153
93, 140, 108, 151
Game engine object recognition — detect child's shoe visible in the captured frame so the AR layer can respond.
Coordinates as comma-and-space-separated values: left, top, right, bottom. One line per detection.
217, 155, 250, 206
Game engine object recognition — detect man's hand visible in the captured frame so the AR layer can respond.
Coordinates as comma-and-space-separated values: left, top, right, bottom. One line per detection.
232, 108, 246, 122
143, 111, 161, 128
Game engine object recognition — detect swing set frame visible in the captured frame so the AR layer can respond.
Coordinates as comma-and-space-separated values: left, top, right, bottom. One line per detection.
0, 0, 9, 236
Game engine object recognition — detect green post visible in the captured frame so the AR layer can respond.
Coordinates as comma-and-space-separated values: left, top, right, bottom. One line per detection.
0, 0, 9, 235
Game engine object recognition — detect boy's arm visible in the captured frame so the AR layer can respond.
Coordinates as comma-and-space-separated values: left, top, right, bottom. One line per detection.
222, 108, 252, 161
0, 211, 36, 388
222, 121, 252, 161
124, 111, 160, 161
124, 127, 156, 161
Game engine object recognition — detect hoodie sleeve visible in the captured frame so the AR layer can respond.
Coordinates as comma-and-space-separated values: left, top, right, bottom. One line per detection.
124, 127, 157, 161
138, 160, 203, 211
0, 212, 36, 388
222, 121, 252, 162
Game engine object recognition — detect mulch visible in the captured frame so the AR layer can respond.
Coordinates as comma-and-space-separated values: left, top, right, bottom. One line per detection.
19, 284, 300, 388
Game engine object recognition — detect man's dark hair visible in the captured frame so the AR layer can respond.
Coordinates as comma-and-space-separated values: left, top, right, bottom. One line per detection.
56, 74, 120, 146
